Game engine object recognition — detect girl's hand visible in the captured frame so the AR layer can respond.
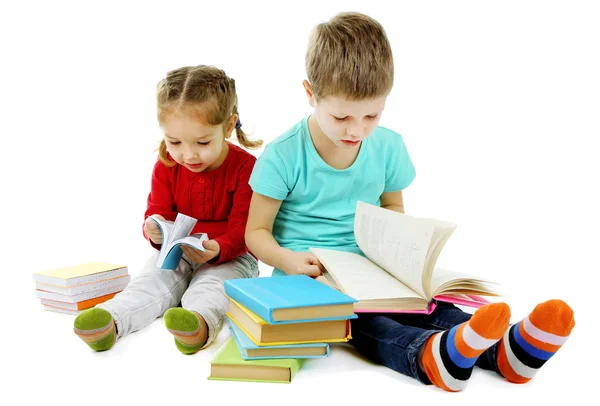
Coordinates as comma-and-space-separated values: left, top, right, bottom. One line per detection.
181, 240, 221, 264
144, 215, 165, 244
283, 252, 323, 277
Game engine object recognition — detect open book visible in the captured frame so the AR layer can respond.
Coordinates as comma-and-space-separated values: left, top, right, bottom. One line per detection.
309, 201, 500, 313
149, 213, 208, 270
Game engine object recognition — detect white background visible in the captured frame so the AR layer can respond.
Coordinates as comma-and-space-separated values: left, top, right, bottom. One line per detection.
1, 1, 598, 405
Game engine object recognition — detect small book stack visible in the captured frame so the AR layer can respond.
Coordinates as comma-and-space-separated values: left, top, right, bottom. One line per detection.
208, 275, 357, 384
33, 262, 130, 315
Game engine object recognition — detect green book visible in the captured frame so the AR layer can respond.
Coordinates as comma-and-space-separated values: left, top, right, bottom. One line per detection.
208, 337, 304, 383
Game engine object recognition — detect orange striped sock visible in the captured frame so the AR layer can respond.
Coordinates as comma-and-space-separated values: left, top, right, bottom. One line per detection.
421, 302, 510, 392
73, 308, 116, 351
497, 299, 575, 384
164, 308, 207, 354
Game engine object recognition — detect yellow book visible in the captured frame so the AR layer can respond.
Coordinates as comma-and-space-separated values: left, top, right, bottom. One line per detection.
227, 299, 351, 346
33, 262, 128, 287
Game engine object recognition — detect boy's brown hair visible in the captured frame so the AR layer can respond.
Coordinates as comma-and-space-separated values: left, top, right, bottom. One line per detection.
306, 12, 394, 100
156, 65, 262, 166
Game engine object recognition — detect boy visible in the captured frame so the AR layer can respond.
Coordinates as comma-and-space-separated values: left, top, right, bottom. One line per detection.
245, 12, 574, 392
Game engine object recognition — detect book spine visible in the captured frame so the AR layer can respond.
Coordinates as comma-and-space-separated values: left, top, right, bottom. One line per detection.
224, 283, 273, 323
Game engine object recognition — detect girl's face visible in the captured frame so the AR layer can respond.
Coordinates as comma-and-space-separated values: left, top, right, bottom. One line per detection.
161, 111, 234, 173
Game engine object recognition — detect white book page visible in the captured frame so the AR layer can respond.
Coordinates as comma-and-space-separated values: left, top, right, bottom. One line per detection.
165, 213, 197, 252
310, 248, 423, 301
354, 202, 434, 297
430, 267, 500, 296
176, 234, 209, 251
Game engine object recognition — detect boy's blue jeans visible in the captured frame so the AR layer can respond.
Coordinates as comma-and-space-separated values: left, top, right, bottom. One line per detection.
349, 301, 501, 383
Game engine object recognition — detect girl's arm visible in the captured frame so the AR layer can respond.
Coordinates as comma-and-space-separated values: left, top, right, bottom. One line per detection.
245, 192, 322, 276
210, 158, 255, 264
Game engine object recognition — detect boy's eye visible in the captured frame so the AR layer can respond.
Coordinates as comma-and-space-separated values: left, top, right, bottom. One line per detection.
333, 116, 348, 121
198, 141, 211, 145
367, 115, 378, 120
168, 141, 181, 145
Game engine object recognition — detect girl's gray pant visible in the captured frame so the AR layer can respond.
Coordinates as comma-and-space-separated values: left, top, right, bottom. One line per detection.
98, 252, 258, 348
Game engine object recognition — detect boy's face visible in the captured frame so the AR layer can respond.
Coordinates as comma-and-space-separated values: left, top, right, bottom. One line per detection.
161, 111, 231, 173
307, 86, 387, 149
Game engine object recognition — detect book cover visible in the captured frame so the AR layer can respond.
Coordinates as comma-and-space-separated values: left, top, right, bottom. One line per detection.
43, 305, 81, 316
149, 214, 208, 270
227, 299, 351, 346
39, 291, 120, 311
35, 275, 131, 296
33, 262, 128, 287
208, 337, 303, 383
35, 281, 128, 303
229, 321, 329, 360
224, 275, 357, 324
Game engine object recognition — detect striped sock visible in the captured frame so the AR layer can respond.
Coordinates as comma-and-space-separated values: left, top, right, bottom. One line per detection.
497, 299, 575, 383
73, 308, 116, 351
421, 302, 510, 392
164, 308, 207, 354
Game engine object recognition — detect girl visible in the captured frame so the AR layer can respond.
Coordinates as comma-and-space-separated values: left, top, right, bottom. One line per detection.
73, 65, 261, 354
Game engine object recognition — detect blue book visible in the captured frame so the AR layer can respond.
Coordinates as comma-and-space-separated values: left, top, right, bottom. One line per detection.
224, 274, 357, 324
149, 214, 208, 270
229, 321, 330, 359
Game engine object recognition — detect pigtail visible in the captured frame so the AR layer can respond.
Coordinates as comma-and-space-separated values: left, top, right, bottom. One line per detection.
234, 126, 263, 149
157, 139, 177, 167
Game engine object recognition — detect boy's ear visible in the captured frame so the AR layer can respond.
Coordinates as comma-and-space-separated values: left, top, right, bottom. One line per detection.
302, 80, 315, 107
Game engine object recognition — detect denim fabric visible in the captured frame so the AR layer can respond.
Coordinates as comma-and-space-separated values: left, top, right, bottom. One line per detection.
350, 301, 500, 383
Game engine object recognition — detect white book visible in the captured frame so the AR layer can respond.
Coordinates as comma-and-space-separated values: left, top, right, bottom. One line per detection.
149, 213, 209, 270
43, 305, 81, 316
35, 281, 129, 303
310, 201, 500, 313
35, 274, 131, 296
32, 262, 128, 287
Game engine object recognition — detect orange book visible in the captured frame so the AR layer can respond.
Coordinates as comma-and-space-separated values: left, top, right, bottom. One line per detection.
40, 291, 120, 311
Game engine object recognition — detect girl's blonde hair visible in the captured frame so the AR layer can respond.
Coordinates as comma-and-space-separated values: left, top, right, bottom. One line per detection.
156, 65, 262, 166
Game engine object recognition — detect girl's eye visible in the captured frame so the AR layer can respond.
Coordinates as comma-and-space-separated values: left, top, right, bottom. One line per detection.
333, 116, 348, 121
198, 141, 211, 145
367, 115, 378, 120
168, 141, 181, 145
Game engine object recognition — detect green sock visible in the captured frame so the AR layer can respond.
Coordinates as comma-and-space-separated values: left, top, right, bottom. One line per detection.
73, 308, 116, 351
164, 308, 205, 355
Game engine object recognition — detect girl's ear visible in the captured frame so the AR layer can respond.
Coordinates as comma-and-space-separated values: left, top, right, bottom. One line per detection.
224, 114, 238, 138
302, 80, 315, 107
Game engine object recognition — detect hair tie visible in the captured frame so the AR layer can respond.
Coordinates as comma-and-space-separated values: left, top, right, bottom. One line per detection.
235, 118, 242, 129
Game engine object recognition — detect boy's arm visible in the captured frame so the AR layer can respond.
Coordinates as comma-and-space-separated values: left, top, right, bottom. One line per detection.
380, 190, 405, 214
245, 192, 322, 276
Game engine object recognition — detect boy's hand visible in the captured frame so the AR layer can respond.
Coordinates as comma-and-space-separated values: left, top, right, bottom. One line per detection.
181, 240, 221, 264
144, 215, 165, 244
283, 252, 324, 277
315, 275, 340, 291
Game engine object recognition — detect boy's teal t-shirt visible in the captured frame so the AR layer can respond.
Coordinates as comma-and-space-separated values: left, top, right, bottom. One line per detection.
249, 116, 416, 261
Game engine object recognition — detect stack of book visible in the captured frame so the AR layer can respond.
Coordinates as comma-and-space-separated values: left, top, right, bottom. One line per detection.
33, 262, 130, 315
208, 275, 357, 384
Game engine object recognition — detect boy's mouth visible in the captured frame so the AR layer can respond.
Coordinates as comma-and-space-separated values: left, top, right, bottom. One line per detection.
341, 140, 361, 146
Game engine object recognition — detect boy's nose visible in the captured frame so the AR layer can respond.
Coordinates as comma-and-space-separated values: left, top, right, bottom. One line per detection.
347, 123, 365, 139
